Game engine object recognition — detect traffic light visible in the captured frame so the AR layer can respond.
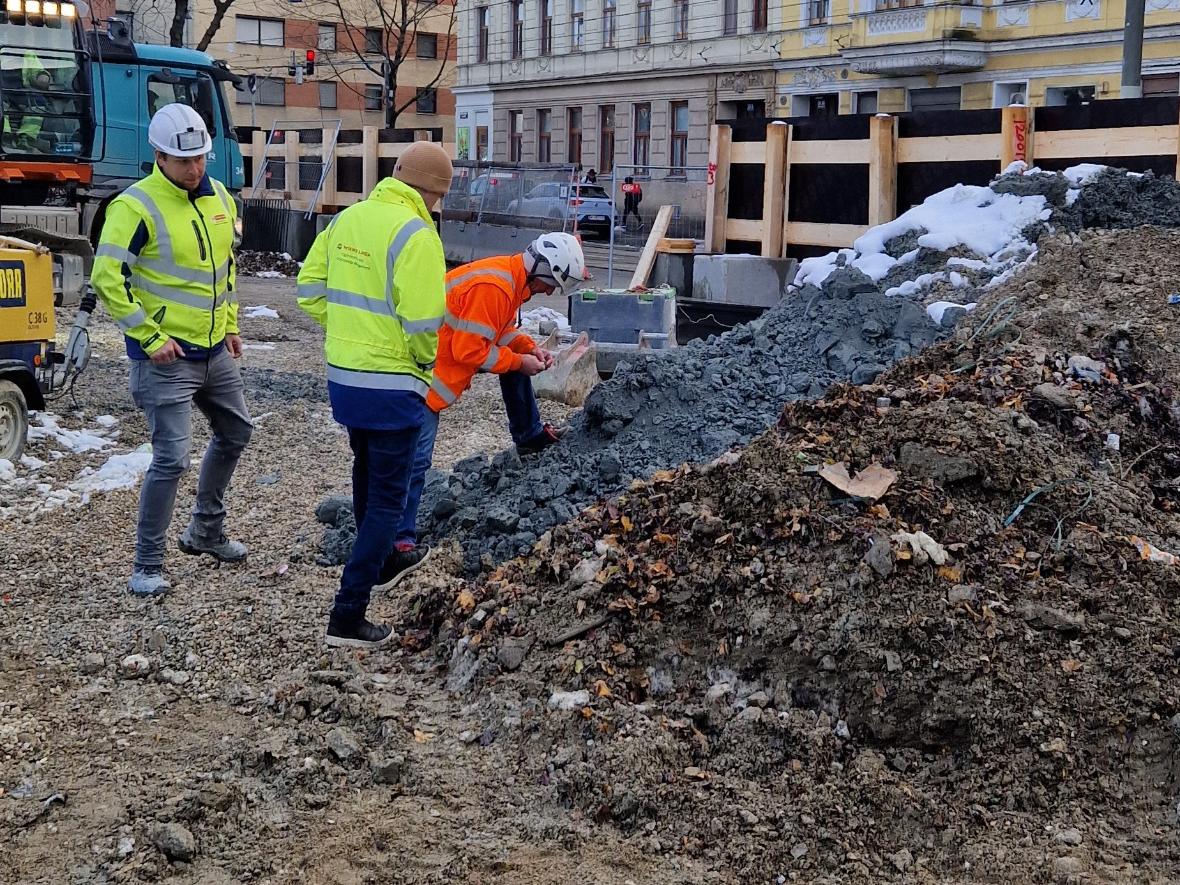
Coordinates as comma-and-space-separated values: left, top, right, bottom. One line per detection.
305, 49, 315, 75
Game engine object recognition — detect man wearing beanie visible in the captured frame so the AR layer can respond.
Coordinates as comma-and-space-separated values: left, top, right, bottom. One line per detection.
296, 142, 453, 648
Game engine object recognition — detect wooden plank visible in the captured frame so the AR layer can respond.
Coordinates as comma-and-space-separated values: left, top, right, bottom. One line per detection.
780, 125, 793, 259
362, 126, 379, 195
284, 133, 299, 200
1000, 105, 1032, 169
785, 221, 868, 248
730, 140, 768, 165
1035, 124, 1176, 159
867, 114, 897, 228
319, 127, 337, 210
761, 121, 789, 257
704, 124, 732, 253
1176, 101, 1180, 180
657, 237, 696, 252
629, 205, 674, 289
897, 132, 1000, 164
789, 139, 870, 165
725, 218, 764, 242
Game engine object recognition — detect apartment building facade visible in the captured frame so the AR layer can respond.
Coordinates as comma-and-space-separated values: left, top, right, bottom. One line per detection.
456, 0, 1180, 171
109, 0, 457, 133
454, 0, 781, 170
777, 0, 1180, 115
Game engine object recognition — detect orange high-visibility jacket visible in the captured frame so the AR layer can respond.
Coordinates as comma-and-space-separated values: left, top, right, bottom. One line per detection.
426, 254, 538, 413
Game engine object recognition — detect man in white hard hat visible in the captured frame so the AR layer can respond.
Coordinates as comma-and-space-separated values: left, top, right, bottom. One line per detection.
92, 103, 253, 597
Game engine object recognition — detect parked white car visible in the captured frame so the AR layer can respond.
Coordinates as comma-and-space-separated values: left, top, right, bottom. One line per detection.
507, 183, 618, 237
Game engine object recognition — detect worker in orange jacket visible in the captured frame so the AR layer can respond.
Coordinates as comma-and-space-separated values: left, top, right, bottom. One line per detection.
375, 232, 589, 587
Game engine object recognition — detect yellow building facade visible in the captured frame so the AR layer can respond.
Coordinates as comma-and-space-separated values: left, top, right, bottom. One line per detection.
776, 0, 1180, 113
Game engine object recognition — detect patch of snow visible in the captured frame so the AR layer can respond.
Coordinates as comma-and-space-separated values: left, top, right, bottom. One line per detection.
519, 307, 571, 333
19, 454, 46, 470
1003, 160, 1028, 175
795, 254, 839, 287
243, 305, 280, 319
947, 257, 987, 271
926, 301, 977, 324
27, 412, 113, 454
95, 415, 118, 429
279, 252, 292, 261
70, 445, 153, 500
852, 252, 897, 282
897, 249, 920, 265
0, 458, 15, 482
253, 271, 286, 279
1062, 163, 1108, 185
243, 343, 276, 351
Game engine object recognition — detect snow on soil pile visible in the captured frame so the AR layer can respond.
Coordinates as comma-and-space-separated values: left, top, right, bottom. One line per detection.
315, 166, 1180, 572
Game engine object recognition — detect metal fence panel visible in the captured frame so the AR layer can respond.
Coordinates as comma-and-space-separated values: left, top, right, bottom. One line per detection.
443, 161, 582, 231
241, 197, 290, 253
606, 164, 708, 287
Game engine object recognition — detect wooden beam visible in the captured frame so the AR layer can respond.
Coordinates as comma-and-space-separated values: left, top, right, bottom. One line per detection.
897, 133, 1000, 164
319, 127, 337, 210
1035, 124, 1175, 159
730, 141, 769, 164
784, 221, 868, 248
629, 205, 674, 289
789, 139, 871, 165
725, 218, 764, 242
704, 124, 732, 253
761, 121, 789, 257
283, 132, 299, 200
362, 125, 379, 196
867, 114, 897, 228
657, 237, 697, 253
1000, 105, 1032, 169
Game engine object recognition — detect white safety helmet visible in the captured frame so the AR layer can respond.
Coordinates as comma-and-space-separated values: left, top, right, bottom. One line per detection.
148, 103, 212, 158
525, 232, 589, 294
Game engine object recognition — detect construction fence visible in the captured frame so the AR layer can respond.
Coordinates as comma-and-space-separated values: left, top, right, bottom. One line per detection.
708, 96, 1180, 260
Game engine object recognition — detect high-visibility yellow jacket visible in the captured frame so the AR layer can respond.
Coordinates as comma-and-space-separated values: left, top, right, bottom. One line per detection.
296, 177, 445, 414
92, 164, 238, 357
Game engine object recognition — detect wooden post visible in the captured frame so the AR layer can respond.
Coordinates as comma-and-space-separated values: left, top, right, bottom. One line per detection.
867, 114, 897, 228
250, 129, 266, 191
320, 127, 337, 210
362, 125, 379, 196
703, 124, 732, 254
1175, 101, 1180, 180
761, 121, 789, 257
629, 205, 674, 289
1001, 105, 1033, 170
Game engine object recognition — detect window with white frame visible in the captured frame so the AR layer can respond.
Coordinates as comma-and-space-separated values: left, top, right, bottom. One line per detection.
235, 16, 282, 46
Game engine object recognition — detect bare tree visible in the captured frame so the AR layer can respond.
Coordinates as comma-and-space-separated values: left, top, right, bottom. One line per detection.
300, 0, 457, 130
169, 0, 239, 52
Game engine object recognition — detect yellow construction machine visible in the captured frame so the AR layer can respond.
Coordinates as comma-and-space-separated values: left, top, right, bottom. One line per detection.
0, 235, 90, 461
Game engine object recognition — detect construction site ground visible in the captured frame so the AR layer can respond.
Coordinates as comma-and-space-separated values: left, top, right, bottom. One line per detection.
4, 227, 1180, 883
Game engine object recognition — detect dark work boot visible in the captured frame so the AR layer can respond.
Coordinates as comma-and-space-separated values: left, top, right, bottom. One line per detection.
516, 423, 569, 455
325, 615, 393, 650
374, 545, 432, 592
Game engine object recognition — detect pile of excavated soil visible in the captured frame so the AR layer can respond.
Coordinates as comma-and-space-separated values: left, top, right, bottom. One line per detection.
318, 168, 1180, 575
398, 226, 1180, 882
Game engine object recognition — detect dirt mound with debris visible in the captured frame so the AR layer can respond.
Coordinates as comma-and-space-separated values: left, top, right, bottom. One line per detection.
236, 250, 302, 278
400, 227, 1180, 882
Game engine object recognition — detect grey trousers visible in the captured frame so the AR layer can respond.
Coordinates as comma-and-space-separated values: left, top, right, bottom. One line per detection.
128, 348, 253, 570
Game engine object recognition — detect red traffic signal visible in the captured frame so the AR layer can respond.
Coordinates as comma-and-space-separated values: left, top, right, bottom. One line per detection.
304, 49, 315, 75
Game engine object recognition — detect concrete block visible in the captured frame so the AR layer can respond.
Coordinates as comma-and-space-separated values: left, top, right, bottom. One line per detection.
569, 286, 676, 348
652, 252, 694, 299
691, 255, 798, 309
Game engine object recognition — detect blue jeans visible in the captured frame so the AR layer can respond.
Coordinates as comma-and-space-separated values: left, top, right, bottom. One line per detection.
333, 425, 419, 622
397, 371, 544, 548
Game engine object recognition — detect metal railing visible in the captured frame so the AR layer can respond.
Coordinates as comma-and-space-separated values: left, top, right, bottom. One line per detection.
606, 164, 708, 287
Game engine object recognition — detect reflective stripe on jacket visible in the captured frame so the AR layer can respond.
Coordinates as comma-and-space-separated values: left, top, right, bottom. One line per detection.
426, 253, 537, 413
92, 165, 237, 356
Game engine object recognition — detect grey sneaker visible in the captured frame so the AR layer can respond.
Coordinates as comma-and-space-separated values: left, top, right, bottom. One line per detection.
178, 527, 248, 563
129, 569, 171, 597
